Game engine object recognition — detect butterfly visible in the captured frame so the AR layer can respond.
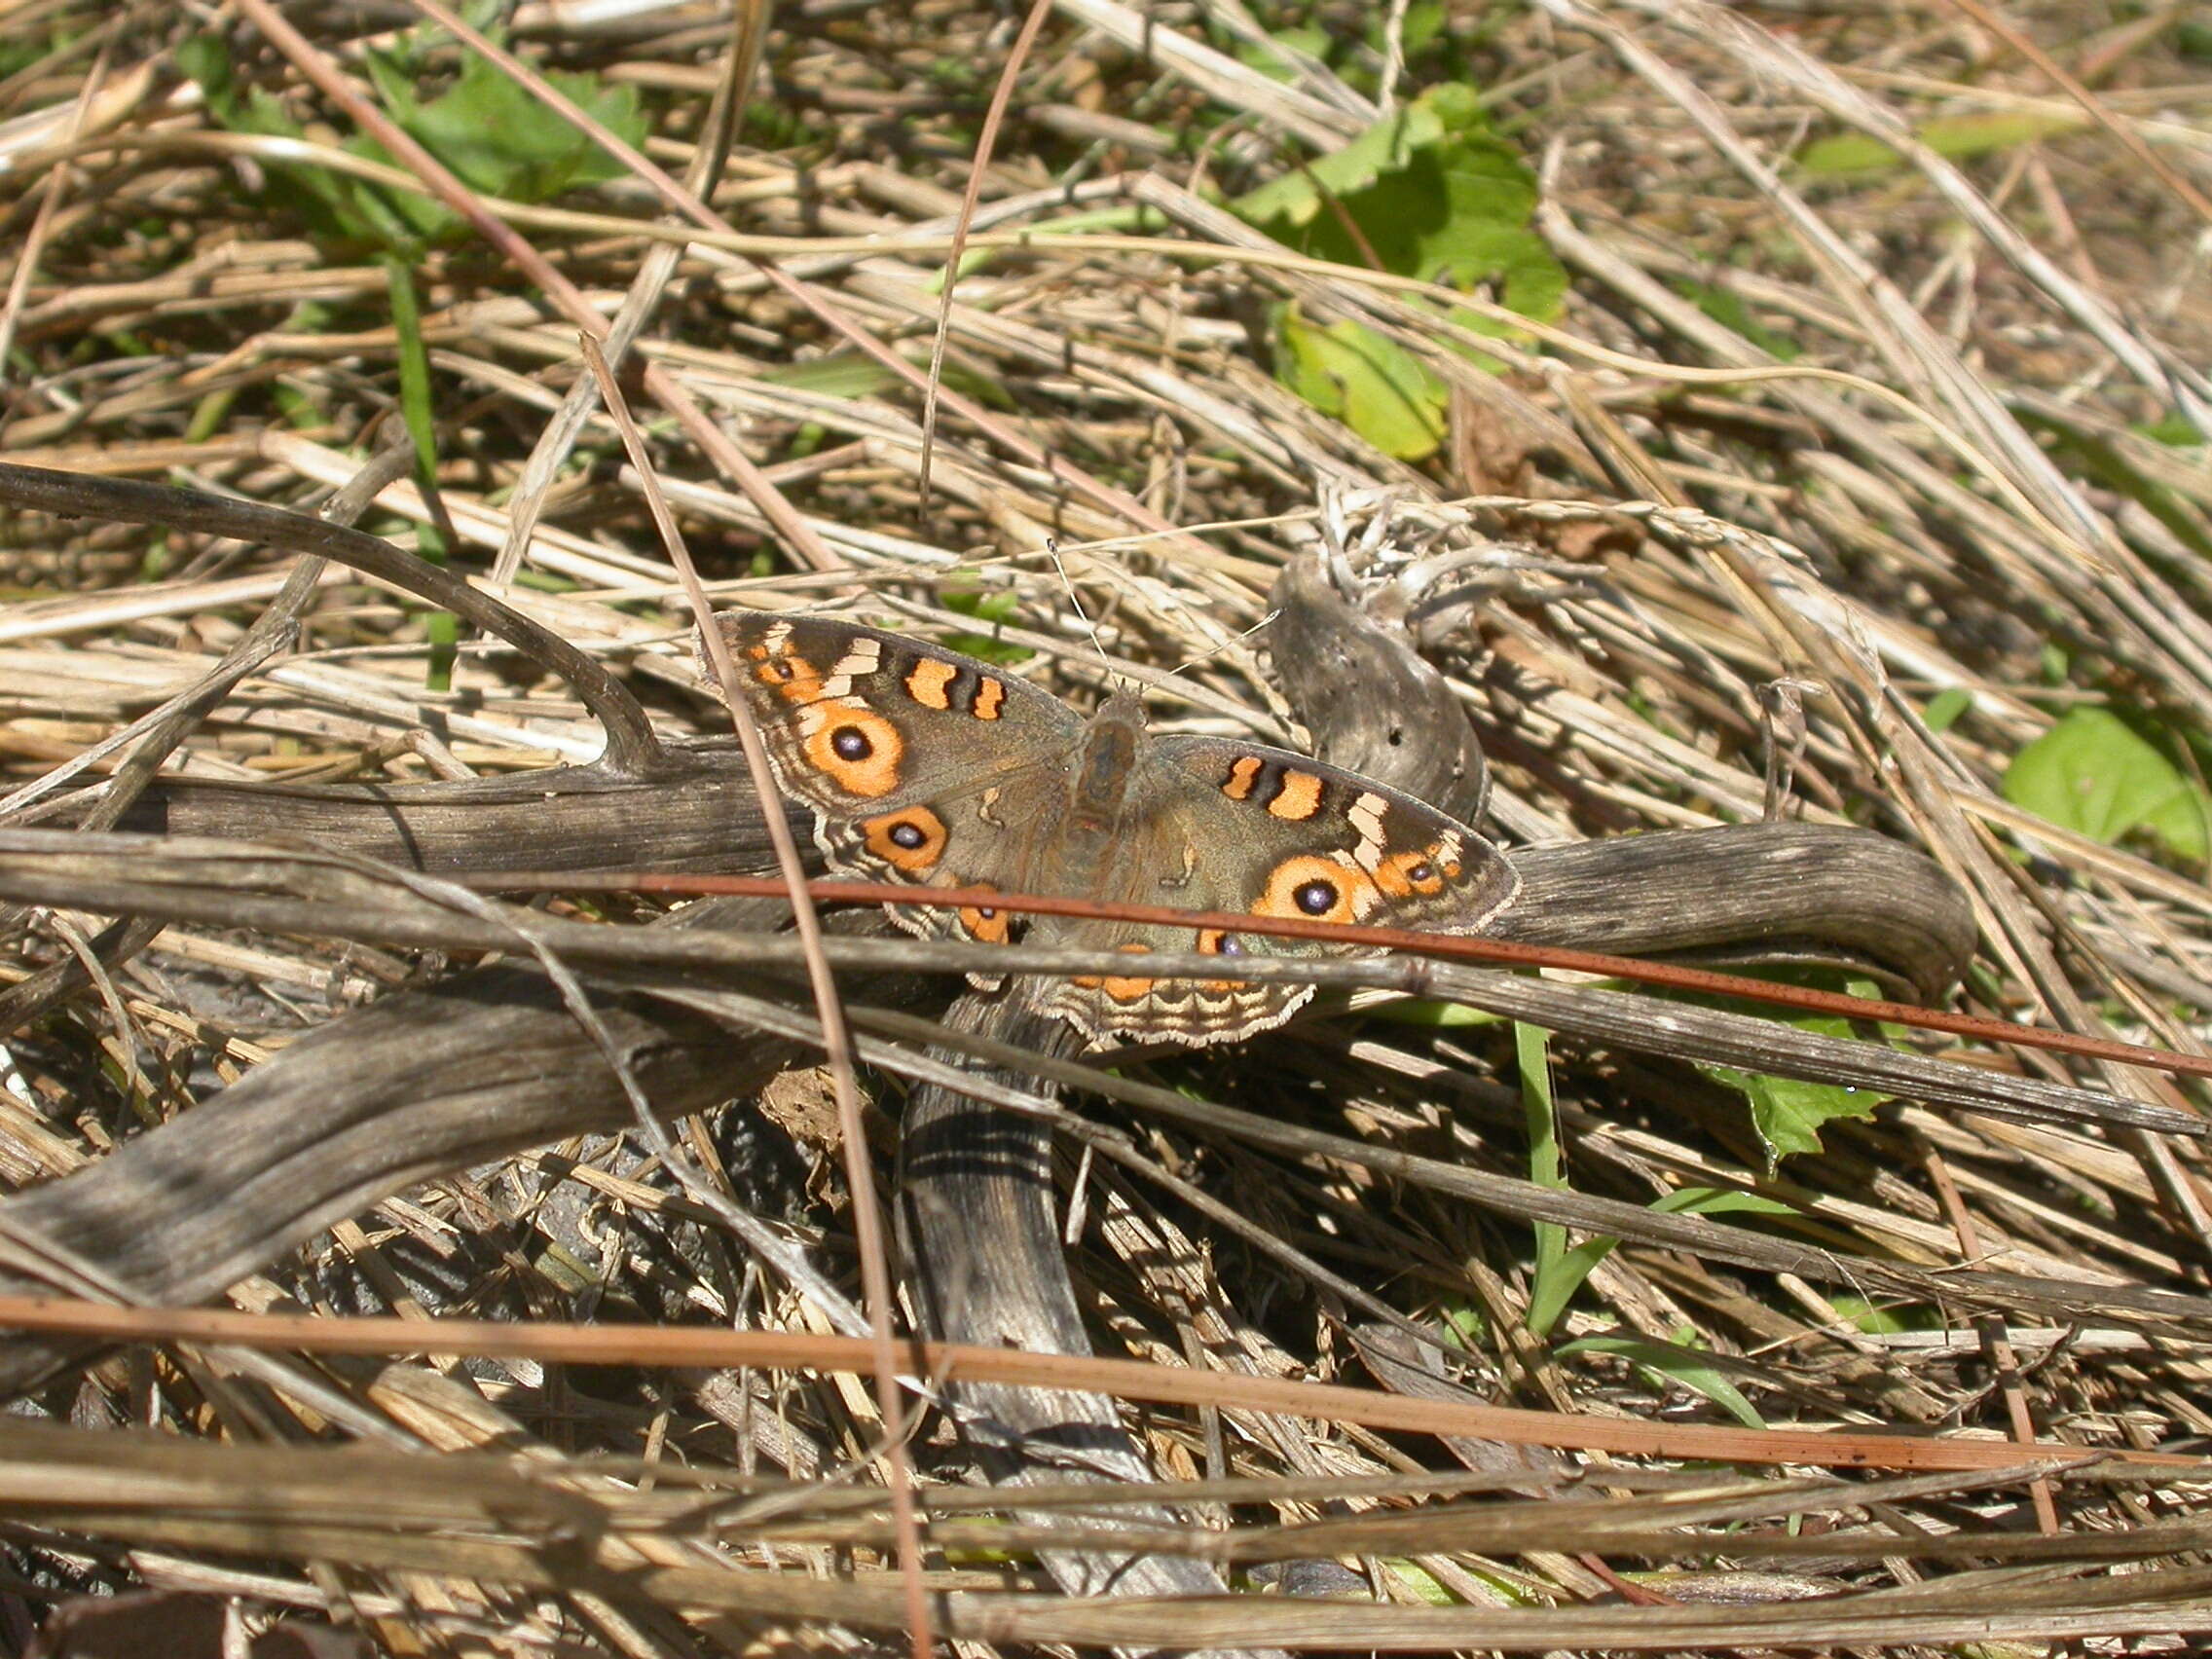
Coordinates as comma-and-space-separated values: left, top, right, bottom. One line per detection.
702, 611, 1518, 1047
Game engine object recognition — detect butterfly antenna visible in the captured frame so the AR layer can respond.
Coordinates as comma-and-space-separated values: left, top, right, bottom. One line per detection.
1164, 608, 1278, 684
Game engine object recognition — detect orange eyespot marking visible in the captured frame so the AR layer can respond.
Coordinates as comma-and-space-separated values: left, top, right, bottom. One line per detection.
1267, 769, 1326, 822
958, 889, 1011, 944
1075, 942, 1156, 1004
861, 807, 947, 873
801, 704, 903, 797
1196, 928, 1248, 992
972, 677, 1007, 720
751, 645, 828, 704
1223, 756, 1264, 801
1253, 855, 1376, 927
904, 658, 958, 711
1373, 848, 1447, 898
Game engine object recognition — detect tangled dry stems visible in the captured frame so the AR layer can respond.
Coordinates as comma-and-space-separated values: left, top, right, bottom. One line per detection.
1, 0, 2210, 1653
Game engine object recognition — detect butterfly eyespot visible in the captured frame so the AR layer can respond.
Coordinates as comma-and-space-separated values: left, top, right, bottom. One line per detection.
803, 705, 903, 795
1198, 929, 1243, 955
959, 891, 1011, 943
1255, 854, 1376, 926
861, 807, 945, 871
1374, 846, 1455, 898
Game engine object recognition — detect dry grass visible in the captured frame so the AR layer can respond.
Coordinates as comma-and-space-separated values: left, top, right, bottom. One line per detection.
2, 0, 2211, 1653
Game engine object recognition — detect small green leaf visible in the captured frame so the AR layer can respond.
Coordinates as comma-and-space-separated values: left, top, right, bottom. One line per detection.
2003, 706, 2210, 862
368, 49, 645, 205
185, 25, 645, 255
1381, 1559, 1460, 1606
1232, 26, 1332, 83
1704, 1023, 1886, 1170
1556, 1334, 1767, 1430
1274, 310, 1448, 460
1923, 686, 1973, 734
1651, 1186, 1795, 1219
1795, 111, 2080, 178
939, 588, 1033, 665
1366, 998, 1501, 1028
1823, 1294, 1943, 1336
1673, 280, 1800, 360
760, 353, 900, 398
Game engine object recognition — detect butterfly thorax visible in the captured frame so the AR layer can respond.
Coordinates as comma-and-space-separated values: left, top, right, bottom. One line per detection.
1055, 692, 1147, 893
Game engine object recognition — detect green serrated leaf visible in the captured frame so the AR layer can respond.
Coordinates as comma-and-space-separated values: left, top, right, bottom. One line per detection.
1275, 310, 1448, 460
2003, 706, 2210, 861
1704, 1022, 1887, 1170
1235, 86, 1564, 322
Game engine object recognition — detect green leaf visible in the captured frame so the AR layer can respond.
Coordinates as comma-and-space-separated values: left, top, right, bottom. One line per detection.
1236, 86, 1564, 446
1923, 686, 1973, 734
1673, 280, 1800, 361
760, 353, 901, 398
2003, 706, 2211, 862
1822, 1294, 1943, 1336
2136, 414, 2208, 447
1274, 310, 1448, 460
1366, 998, 1502, 1028
384, 258, 457, 691
1651, 1186, 1795, 1219
1519, 1022, 1569, 1336
367, 49, 644, 204
939, 587, 1033, 665
1527, 1186, 1790, 1336
1233, 25, 1332, 83
184, 26, 645, 254
1238, 88, 1566, 318
1795, 111, 2081, 178
1556, 1334, 1767, 1430
1703, 1020, 1886, 1171
1235, 85, 1566, 320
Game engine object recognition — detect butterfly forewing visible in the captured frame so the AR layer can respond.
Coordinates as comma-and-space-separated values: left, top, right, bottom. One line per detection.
702, 611, 1082, 951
